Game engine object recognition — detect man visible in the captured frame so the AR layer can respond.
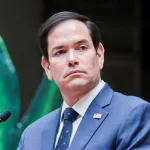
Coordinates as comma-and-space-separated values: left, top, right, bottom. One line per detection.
18, 11, 150, 150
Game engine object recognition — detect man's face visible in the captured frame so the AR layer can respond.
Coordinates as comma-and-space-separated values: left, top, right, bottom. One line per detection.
42, 19, 104, 92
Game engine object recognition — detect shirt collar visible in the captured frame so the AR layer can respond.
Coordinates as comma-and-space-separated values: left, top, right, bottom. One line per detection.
60, 80, 105, 121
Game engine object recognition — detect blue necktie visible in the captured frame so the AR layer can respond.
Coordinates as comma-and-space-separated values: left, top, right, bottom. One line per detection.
55, 108, 78, 150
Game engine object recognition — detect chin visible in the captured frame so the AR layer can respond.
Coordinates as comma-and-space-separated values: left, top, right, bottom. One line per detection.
66, 78, 90, 89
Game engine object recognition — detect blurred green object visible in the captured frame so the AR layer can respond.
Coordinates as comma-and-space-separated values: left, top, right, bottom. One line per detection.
21, 74, 62, 125
17, 74, 62, 138
0, 36, 62, 150
0, 36, 20, 150
14, 74, 62, 149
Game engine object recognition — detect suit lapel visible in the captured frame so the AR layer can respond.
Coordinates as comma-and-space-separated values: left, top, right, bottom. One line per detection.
69, 84, 114, 150
69, 102, 108, 150
41, 108, 61, 150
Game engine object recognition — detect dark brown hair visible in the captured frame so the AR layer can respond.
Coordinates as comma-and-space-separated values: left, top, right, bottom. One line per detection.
38, 11, 101, 61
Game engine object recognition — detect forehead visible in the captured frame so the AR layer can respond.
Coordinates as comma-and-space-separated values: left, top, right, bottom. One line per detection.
47, 19, 92, 48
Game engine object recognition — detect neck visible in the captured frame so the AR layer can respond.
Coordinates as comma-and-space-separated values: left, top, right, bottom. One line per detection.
60, 79, 101, 107
61, 89, 90, 106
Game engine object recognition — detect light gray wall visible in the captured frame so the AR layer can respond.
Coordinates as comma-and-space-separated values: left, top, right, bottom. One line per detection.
0, 0, 44, 117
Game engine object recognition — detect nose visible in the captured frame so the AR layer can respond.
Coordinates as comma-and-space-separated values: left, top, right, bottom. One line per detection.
67, 49, 79, 67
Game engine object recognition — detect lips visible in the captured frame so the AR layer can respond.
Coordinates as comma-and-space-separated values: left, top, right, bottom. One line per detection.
65, 70, 84, 78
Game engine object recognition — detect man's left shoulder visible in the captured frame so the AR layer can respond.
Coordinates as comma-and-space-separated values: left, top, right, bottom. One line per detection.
113, 91, 150, 110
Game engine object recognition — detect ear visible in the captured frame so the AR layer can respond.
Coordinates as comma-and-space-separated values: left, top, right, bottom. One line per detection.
41, 56, 53, 80
96, 43, 105, 70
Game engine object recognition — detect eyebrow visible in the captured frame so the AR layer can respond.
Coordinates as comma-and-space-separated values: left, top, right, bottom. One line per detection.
51, 39, 89, 52
52, 46, 65, 52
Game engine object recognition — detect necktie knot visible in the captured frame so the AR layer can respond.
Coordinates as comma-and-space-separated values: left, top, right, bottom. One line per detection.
63, 107, 78, 122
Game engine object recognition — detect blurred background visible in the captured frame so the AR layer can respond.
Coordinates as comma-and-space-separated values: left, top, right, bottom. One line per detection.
0, 0, 149, 149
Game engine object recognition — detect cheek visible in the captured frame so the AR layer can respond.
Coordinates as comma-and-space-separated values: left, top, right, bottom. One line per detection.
89, 60, 100, 78
50, 62, 65, 78
84, 55, 99, 70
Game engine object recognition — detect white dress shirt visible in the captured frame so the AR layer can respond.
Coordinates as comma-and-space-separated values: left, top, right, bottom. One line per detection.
55, 80, 105, 147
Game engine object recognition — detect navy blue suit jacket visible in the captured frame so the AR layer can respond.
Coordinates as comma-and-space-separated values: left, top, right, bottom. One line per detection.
18, 84, 150, 150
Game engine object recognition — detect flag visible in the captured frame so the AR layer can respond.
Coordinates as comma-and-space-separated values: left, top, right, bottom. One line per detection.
0, 36, 20, 150
0, 36, 62, 150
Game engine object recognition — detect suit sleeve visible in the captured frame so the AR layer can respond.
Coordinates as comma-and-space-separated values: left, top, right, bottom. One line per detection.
17, 130, 26, 150
116, 103, 150, 150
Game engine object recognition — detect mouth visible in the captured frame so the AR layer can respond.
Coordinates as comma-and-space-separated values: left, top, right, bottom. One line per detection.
65, 70, 84, 78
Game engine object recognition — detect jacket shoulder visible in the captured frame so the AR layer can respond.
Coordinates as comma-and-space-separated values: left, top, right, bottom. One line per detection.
113, 91, 149, 109
23, 108, 60, 133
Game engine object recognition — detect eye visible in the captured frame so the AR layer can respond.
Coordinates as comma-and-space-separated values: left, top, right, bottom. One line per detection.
55, 50, 66, 56
77, 45, 88, 51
